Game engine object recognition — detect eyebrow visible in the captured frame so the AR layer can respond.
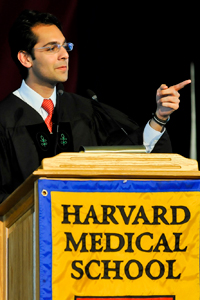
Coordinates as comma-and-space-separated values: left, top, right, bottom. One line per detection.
42, 39, 66, 47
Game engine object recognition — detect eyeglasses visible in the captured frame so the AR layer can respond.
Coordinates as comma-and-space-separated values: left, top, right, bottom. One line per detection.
34, 42, 74, 54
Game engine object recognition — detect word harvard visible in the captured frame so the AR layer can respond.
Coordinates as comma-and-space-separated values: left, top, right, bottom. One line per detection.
61, 204, 190, 225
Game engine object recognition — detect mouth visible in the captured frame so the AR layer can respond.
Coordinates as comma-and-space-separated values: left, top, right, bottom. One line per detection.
56, 66, 67, 71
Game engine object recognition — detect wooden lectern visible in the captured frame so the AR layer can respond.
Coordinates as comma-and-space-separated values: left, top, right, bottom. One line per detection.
0, 153, 199, 300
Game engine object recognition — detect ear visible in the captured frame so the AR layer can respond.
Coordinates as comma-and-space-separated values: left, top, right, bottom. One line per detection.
17, 51, 33, 68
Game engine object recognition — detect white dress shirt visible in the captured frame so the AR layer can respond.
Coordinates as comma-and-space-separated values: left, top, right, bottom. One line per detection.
13, 80, 164, 152
13, 80, 56, 120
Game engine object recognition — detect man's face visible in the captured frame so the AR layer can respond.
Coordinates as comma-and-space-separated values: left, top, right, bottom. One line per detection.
27, 24, 69, 88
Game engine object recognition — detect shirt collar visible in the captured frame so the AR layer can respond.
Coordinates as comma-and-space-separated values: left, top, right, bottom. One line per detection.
17, 80, 57, 112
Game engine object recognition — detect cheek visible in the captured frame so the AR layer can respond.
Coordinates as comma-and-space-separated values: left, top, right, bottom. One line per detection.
35, 59, 56, 75
47, 56, 57, 65
34, 55, 56, 68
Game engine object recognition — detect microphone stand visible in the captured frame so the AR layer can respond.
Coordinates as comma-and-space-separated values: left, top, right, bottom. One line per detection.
87, 89, 136, 145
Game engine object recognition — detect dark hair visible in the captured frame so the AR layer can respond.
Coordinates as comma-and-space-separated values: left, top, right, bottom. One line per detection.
8, 10, 63, 79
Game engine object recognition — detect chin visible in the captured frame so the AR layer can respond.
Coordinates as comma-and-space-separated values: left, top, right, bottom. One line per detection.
59, 75, 68, 82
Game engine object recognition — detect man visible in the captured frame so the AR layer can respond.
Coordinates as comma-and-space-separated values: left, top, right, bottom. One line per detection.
0, 10, 190, 203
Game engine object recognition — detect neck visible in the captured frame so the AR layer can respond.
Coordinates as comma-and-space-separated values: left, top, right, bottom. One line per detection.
25, 79, 55, 98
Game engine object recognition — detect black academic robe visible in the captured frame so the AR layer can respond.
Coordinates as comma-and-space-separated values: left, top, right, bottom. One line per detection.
0, 91, 172, 202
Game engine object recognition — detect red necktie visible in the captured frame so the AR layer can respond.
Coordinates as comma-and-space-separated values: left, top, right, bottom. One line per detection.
42, 99, 54, 133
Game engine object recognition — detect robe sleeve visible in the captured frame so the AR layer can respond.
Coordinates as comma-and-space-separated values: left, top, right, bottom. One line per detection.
0, 124, 23, 203
0, 125, 12, 202
91, 100, 142, 145
91, 100, 172, 152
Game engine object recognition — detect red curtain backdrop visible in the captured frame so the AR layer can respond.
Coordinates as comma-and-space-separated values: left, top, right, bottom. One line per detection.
0, 0, 78, 100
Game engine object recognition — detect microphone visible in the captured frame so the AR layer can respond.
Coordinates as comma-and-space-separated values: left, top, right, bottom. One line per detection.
86, 89, 135, 145
57, 83, 64, 96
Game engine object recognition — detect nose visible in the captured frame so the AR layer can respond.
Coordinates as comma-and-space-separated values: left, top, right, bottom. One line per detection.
59, 45, 69, 60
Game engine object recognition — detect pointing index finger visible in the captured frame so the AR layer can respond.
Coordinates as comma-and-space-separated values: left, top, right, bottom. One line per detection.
173, 79, 191, 91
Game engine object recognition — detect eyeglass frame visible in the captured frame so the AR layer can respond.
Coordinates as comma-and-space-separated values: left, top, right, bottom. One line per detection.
34, 41, 74, 54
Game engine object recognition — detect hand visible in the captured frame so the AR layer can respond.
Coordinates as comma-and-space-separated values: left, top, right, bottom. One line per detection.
156, 79, 191, 120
